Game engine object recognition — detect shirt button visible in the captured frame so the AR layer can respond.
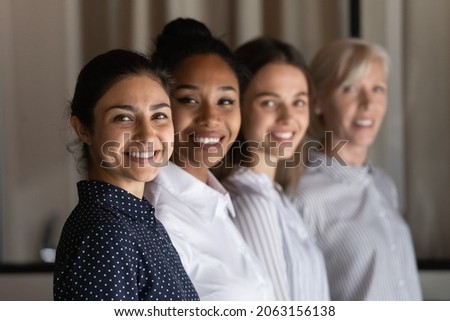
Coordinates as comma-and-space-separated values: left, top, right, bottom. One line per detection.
391, 244, 397, 251
379, 211, 386, 218
399, 280, 405, 287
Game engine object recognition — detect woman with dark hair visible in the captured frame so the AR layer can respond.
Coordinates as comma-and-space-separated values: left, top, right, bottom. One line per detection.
218, 37, 329, 300
54, 49, 199, 301
143, 19, 275, 300
291, 38, 422, 300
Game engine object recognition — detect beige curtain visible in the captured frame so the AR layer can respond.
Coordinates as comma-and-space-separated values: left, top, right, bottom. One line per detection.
1, 0, 448, 262
403, 0, 450, 259
80, 0, 348, 62
0, 0, 348, 263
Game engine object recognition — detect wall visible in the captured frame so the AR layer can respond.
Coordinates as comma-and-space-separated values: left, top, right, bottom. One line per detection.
0, 0, 81, 262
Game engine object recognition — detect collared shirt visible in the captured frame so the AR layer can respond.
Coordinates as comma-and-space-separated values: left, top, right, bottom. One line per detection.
292, 151, 422, 300
222, 168, 330, 301
144, 162, 276, 300
54, 180, 199, 301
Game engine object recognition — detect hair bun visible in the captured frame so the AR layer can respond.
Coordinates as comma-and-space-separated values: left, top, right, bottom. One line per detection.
156, 18, 212, 51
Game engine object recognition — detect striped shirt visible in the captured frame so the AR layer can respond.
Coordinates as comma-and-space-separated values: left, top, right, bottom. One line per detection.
291, 151, 422, 300
222, 168, 330, 301
144, 162, 276, 300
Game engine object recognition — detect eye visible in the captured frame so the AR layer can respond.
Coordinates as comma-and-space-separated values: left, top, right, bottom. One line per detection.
261, 100, 276, 108
373, 85, 386, 94
293, 99, 307, 108
152, 112, 169, 120
175, 97, 198, 105
218, 98, 236, 106
342, 84, 357, 94
114, 114, 133, 122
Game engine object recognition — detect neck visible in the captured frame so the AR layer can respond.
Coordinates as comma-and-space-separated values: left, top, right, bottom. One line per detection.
249, 152, 277, 182
326, 140, 368, 167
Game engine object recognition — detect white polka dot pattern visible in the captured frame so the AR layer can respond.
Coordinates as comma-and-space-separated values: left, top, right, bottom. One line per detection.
54, 180, 199, 301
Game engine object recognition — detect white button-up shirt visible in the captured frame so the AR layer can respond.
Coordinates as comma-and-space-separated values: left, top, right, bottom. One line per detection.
292, 151, 422, 300
222, 168, 330, 301
144, 162, 276, 300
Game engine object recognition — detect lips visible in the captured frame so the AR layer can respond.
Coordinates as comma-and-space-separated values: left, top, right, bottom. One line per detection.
125, 150, 161, 164
354, 119, 374, 127
271, 131, 295, 140
194, 136, 221, 145
128, 151, 156, 159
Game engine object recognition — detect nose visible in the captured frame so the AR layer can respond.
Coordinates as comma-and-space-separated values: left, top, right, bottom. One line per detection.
133, 118, 155, 143
358, 88, 372, 110
277, 103, 294, 123
197, 103, 221, 127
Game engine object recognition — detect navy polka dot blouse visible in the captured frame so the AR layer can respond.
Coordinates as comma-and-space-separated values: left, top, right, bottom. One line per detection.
54, 180, 199, 301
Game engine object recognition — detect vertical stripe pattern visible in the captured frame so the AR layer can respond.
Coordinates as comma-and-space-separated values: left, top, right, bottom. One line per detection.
291, 152, 422, 300
223, 168, 330, 301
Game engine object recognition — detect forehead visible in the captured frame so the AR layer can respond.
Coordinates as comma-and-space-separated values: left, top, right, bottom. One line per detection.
340, 57, 387, 86
173, 54, 238, 83
252, 63, 306, 83
98, 75, 169, 105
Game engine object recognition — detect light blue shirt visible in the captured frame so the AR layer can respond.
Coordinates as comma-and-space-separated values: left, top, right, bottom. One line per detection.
292, 151, 422, 300
223, 168, 330, 301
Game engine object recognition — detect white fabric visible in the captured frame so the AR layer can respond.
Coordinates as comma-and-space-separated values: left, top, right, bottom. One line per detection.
222, 168, 330, 301
292, 151, 422, 300
144, 162, 276, 301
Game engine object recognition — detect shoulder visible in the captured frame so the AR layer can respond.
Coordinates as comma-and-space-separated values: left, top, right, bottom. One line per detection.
369, 165, 399, 206
222, 169, 273, 198
371, 166, 396, 188
62, 201, 137, 245
296, 166, 339, 202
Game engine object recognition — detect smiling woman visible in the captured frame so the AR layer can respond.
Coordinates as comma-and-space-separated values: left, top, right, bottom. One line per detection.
289, 38, 422, 301
53, 49, 199, 301
143, 18, 276, 301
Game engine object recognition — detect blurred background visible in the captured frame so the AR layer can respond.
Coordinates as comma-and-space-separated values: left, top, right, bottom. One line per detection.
0, 0, 449, 300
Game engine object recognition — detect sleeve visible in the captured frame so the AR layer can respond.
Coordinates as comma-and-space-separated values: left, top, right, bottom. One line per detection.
55, 225, 140, 301
231, 194, 289, 301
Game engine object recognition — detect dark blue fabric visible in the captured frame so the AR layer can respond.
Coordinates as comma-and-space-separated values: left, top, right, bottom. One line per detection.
54, 180, 199, 301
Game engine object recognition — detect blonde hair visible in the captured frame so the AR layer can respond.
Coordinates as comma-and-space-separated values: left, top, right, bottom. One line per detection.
308, 38, 390, 143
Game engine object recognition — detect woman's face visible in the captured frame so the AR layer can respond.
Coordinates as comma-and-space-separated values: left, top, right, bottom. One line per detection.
321, 58, 387, 151
170, 54, 241, 178
242, 63, 309, 164
78, 75, 174, 194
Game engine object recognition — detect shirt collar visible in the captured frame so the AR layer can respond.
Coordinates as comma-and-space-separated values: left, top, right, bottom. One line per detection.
308, 150, 373, 184
151, 162, 235, 219
77, 180, 156, 226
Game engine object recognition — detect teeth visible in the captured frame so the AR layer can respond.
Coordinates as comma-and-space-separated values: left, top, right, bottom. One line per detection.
129, 151, 154, 159
272, 132, 294, 139
355, 119, 373, 126
195, 137, 220, 145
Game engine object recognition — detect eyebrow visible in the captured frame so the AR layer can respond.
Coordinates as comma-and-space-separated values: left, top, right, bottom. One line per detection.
174, 84, 237, 92
255, 91, 308, 98
105, 103, 171, 113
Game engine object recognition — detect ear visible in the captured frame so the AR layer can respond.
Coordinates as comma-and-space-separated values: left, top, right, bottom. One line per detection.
313, 100, 323, 115
70, 115, 91, 145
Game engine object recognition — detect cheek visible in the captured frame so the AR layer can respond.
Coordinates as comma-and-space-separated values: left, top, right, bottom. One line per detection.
227, 110, 241, 140
171, 110, 190, 134
159, 127, 174, 146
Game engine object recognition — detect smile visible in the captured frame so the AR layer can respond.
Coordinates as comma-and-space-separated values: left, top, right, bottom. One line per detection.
355, 119, 373, 127
194, 136, 221, 145
127, 151, 156, 159
272, 132, 295, 140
